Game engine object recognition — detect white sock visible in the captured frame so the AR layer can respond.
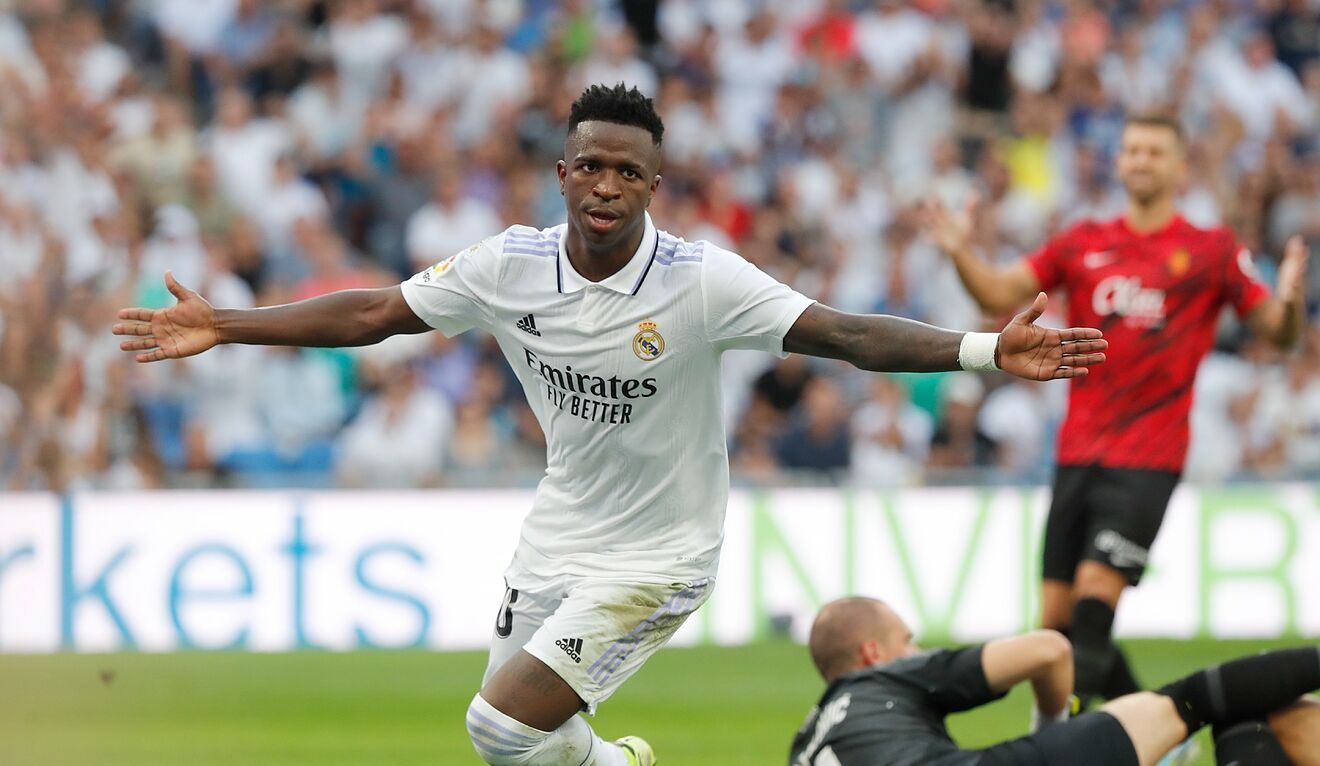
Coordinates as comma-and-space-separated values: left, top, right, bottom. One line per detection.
557, 715, 630, 766
466, 694, 630, 766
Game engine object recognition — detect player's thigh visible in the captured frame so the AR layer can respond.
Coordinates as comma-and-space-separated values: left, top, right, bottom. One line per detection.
971, 711, 1140, 766
1268, 697, 1320, 766
1100, 692, 1187, 766
483, 581, 561, 686
1041, 465, 1096, 585
1080, 468, 1179, 586
520, 578, 713, 714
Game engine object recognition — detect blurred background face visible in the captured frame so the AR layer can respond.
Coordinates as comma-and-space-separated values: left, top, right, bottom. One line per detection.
1116, 123, 1185, 205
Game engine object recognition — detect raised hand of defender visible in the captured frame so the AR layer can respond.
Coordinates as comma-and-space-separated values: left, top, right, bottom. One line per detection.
112, 271, 220, 363
996, 293, 1107, 381
1277, 235, 1310, 304
921, 192, 977, 256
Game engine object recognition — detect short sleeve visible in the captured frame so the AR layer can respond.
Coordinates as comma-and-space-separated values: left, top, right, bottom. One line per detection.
1024, 228, 1080, 292
1224, 241, 1271, 318
701, 243, 815, 356
399, 234, 503, 336
892, 646, 1004, 714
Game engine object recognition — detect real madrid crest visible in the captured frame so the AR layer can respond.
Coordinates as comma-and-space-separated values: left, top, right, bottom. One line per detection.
633, 320, 664, 361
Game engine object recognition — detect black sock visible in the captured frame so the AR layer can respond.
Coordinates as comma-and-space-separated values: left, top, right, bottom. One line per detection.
1071, 597, 1118, 698
1103, 644, 1142, 698
1158, 647, 1320, 734
1213, 721, 1291, 766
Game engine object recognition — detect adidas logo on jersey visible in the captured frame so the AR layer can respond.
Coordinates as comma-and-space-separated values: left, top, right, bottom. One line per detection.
555, 637, 583, 663
516, 314, 541, 336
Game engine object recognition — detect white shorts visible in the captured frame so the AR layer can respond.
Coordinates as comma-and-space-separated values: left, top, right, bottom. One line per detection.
482, 575, 713, 714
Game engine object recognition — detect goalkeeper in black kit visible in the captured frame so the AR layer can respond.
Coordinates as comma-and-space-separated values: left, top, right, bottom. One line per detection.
789, 597, 1320, 766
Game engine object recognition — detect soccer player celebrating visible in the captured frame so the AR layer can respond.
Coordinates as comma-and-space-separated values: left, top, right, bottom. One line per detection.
790, 597, 1320, 766
924, 114, 1311, 705
114, 85, 1107, 766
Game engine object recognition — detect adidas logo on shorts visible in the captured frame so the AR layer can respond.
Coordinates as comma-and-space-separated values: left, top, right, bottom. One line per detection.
556, 637, 583, 663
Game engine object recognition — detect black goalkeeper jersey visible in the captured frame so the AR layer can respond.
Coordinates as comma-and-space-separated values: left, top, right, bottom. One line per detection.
788, 646, 1006, 766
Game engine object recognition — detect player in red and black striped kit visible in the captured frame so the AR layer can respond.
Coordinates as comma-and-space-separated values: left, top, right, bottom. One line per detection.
925, 113, 1311, 708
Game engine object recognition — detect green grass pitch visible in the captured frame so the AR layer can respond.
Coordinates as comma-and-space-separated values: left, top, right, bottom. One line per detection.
2, 639, 1307, 765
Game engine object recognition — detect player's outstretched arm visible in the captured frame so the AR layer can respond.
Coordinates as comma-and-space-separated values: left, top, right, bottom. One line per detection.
1247, 235, 1310, 349
112, 271, 431, 363
981, 630, 1074, 723
921, 194, 1042, 315
783, 293, 1106, 380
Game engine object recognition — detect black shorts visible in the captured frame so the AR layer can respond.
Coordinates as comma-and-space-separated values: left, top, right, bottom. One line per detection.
972, 711, 1138, 766
1042, 464, 1180, 585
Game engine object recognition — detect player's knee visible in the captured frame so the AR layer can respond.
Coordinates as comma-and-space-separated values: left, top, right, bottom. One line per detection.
465, 695, 597, 766
465, 694, 547, 765
1037, 629, 1073, 665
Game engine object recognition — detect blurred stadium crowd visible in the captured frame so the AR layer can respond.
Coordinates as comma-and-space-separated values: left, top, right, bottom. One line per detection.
0, 0, 1317, 491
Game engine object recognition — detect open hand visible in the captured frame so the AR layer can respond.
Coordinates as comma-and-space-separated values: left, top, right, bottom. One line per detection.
921, 193, 978, 256
997, 293, 1107, 380
1276, 235, 1310, 304
112, 271, 219, 363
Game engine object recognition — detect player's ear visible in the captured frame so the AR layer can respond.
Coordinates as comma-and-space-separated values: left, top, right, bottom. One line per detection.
859, 639, 885, 668
648, 174, 661, 207
557, 160, 567, 195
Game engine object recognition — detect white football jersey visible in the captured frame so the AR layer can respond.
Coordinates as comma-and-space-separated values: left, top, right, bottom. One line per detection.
400, 213, 814, 586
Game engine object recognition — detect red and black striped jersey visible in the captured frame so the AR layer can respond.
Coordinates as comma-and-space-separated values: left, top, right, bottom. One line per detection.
1026, 215, 1270, 472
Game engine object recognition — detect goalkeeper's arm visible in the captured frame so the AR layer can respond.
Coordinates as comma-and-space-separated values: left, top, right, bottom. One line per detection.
981, 630, 1075, 728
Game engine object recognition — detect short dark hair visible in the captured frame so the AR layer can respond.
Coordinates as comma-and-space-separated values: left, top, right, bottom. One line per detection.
1124, 112, 1185, 144
568, 83, 664, 145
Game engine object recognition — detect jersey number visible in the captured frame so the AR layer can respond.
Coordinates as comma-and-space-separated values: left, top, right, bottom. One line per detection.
494, 587, 519, 638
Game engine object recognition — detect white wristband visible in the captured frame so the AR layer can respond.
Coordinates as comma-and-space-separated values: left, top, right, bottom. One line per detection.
958, 332, 1000, 371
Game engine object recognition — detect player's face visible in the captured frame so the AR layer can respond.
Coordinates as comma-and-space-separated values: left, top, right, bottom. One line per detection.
867, 605, 920, 664
1116, 124, 1185, 205
891, 626, 920, 659
558, 121, 662, 253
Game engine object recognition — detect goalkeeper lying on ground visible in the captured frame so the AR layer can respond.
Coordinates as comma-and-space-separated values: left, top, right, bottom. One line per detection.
789, 597, 1319, 766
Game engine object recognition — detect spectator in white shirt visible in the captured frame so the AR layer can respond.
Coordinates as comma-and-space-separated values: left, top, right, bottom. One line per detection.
1217, 31, 1314, 144
714, 10, 794, 153
328, 0, 409, 108
1101, 23, 1170, 112
257, 154, 329, 263
576, 26, 659, 97
850, 375, 934, 487
395, 11, 467, 115
454, 23, 531, 147
338, 362, 454, 488
206, 87, 293, 215
69, 11, 131, 104
405, 165, 503, 271
288, 61, 363, 166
